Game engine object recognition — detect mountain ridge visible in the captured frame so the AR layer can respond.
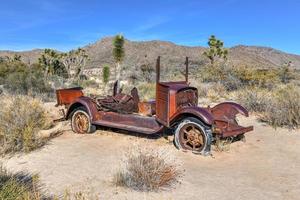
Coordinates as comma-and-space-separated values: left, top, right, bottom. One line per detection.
1, 37, 300, 71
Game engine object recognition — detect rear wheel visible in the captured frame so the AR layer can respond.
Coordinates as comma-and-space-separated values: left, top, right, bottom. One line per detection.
71, 107, 96, 134
174, 117, 212, 155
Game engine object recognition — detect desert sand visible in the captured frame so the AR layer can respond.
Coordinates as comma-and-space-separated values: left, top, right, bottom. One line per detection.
1, 113, 300, 200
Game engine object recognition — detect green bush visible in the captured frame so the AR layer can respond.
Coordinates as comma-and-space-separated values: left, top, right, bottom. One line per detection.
0, 166, 42, 200
199, 65, 283, 91
0, 95, 50, 155
0, 62, 53, 96
71, 79, 99, 89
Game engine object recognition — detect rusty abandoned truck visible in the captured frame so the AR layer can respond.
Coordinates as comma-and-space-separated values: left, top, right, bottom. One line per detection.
55, 57, 253, 155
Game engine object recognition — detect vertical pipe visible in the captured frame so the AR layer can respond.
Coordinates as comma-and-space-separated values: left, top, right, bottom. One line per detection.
156, 56, 161, 83
185, 57, 189, 83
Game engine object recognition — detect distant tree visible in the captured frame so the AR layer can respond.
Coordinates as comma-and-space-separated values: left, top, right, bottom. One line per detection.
112, 34, 125, 81
0, 54, 22, 63
140, 55, 154, 82
203, 35, 228, 66
279, 61, 293, 84
102, 64, 110, 91
60, 48, 89, 80
38, 49, 63, 78
0, 57, 5, 63
13, 54, 22, 62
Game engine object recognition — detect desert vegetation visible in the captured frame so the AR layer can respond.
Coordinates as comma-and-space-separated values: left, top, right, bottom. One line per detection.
114, 146, 183, 191
0, 95, 52, 156
0, 166, 43, 200
0, 164, 99, 200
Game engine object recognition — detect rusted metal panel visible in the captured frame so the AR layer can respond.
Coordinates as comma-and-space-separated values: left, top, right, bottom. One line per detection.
156, 83, 169, 126
213, 119, 253, 137
56, 87, 83, 106
176, 87, 198, 108
138, 100, 156, 116
93, 111, 163, 134
208, 102, 253, 137
65, 96, 100, 121
170, 106, 214, 125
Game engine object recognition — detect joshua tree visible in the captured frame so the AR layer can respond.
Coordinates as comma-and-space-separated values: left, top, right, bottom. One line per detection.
13, 54, 22, 62
60, 48, 89, 80
102, 64, 110, 91
279, 61, 293, 84
38, 49, 62, 78
112, 34, 125, 82
203, 35, 228, 66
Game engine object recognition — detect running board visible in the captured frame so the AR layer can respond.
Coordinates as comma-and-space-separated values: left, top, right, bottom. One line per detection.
93, 120, 163, 135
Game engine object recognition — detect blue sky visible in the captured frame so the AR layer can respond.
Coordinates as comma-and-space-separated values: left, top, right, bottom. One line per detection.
0, 0, 299, 54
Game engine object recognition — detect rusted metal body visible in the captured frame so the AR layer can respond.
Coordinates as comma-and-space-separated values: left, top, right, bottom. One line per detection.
55, 56, 253, 140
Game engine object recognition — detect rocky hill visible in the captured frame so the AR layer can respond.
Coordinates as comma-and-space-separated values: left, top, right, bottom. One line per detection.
1, 37, 300, 74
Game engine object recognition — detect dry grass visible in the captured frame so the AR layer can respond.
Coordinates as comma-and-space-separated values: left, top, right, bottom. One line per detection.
0, 95, 51, 155
62, 189, 100, 200
261, 85, 300, 129
236, 85, 300, 129
137, 83, 156, 101
0, 165, 43, 200
113, 145, 183, 191
214, 137, 233, 152
236, 87, 271, 113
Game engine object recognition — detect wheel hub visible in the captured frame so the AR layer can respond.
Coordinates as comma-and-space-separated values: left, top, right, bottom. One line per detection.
179, 123, 205, 151
74, 112, 89, 133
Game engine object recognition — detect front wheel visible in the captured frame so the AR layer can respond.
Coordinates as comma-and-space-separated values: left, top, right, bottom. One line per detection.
71, 107, 96, 134
174, 117, 212, 156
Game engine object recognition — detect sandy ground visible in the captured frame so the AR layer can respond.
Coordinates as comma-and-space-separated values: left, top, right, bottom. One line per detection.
1, 114, 300, 200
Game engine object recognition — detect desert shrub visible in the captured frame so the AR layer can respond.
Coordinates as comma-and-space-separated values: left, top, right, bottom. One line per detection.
5, 70, 52, 95
191, 81, 210, 98
199, 65, 282, 91
236, 85, 300, 128
233, 67, 280, 89
199, 65, 243, 91
236, 87, 271, 113
0, 61, 27, 78
261, 85, 300, 129
0, 95, 50, 155
113, 146, 183, 191
137, 82, 156, 100
0, 61, 53, 97
214, 137, 232, 152
0, 166, 42, 200
206, 83, 227, 101
63, 189, 100, 200
72, 79, 99, 89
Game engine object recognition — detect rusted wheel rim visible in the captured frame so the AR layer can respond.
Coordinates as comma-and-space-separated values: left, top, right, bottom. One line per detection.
179, 123, 205, 151
73, 112, 89, 133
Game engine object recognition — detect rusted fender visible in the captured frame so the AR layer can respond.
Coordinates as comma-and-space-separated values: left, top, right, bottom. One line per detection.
170, 106, 214, 126
210, 102, 249, 121
66, 96, 99, 121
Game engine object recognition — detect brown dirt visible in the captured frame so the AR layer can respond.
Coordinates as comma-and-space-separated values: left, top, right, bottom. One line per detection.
1, 115, 300, 200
